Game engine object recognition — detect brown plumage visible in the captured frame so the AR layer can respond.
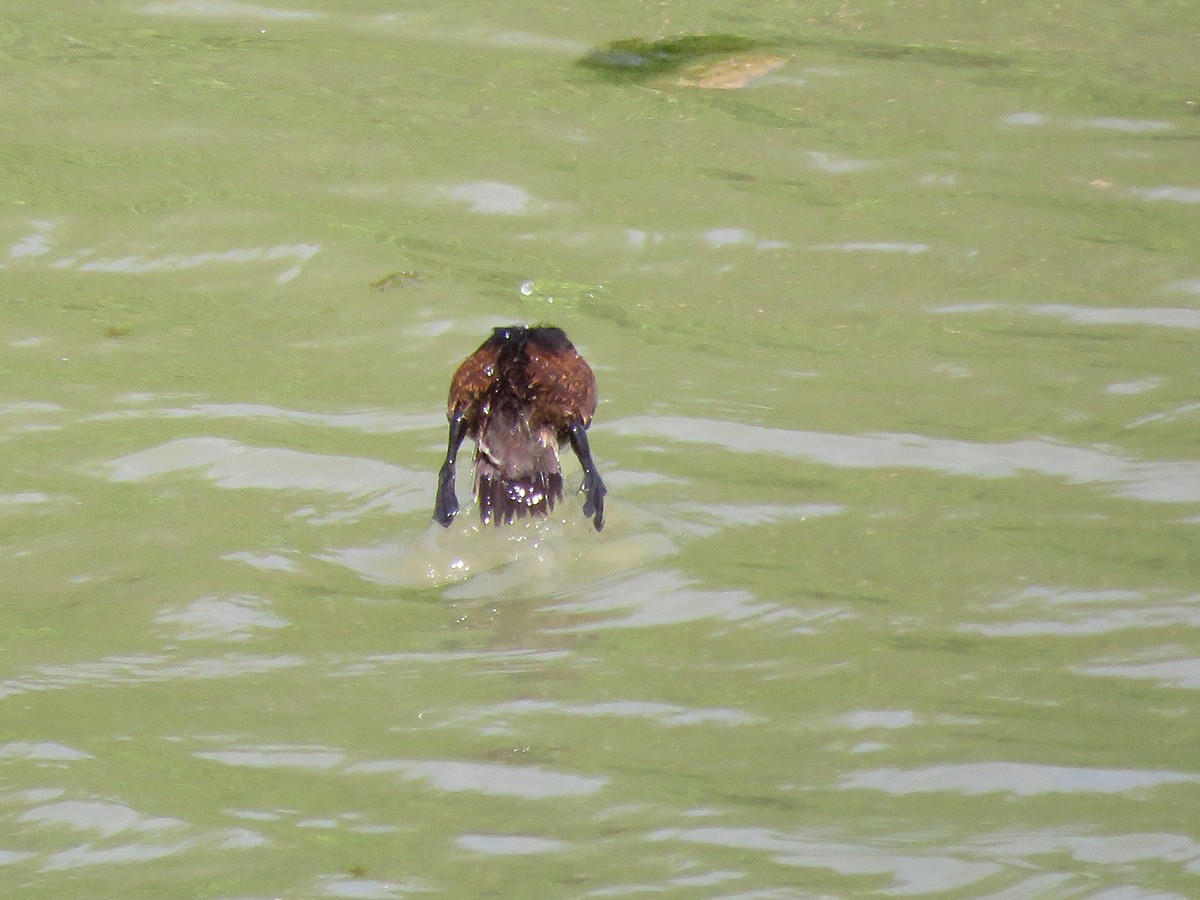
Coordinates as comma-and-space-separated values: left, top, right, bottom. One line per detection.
433, 325, 606, 530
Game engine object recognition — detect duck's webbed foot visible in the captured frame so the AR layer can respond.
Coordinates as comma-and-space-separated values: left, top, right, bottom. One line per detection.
433, 415, 468, 527
568, 422, 607, 531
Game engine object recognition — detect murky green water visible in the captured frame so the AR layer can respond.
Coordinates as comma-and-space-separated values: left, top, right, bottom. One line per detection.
3, 1, 1199, 896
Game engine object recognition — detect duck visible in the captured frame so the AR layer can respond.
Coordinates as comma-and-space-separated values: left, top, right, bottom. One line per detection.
433, 325, 606, 530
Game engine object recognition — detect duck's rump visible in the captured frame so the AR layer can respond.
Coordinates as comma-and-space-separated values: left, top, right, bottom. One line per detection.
473, 407, 564, 525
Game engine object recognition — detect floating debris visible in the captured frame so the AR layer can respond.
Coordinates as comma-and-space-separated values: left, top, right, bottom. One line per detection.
370, 271, 421, 291
578, 34, 766, 80
676, 53, 787, 90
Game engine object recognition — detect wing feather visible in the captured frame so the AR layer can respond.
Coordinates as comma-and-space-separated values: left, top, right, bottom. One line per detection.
524, 340, 597, 428
447, 340, 500, 420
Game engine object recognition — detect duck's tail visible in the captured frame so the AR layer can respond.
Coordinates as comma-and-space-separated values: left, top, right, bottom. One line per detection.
473, 407, 563, 525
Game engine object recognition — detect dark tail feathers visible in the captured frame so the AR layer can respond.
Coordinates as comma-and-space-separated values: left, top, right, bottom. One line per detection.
475, 466, 564, 525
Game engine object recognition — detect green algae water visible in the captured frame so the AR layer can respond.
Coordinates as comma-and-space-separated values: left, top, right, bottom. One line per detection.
2, 1, 1199, 896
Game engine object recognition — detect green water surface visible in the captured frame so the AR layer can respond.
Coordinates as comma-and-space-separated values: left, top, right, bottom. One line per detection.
2, 1, 1199, 896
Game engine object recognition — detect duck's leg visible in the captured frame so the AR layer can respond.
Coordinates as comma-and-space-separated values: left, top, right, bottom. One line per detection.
433, 414, 468, 526
568, 422, 607, 531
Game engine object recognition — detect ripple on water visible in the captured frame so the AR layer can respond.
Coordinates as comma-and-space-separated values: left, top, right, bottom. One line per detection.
1106, 377, 1163, 395
1128, 401, 1200, 428
807, 240, 929, 254
90, 402, 439, 434
140, 1, 326, 21
193, 741, 608, 799
1165, 279, 1200, 297
0, 402, 63, 441
930, 300, 1200, 330
435, 181, 545, 215
14, 795, 268, 872
156, 594, 289, 642
959, 586, 1200, 637
1075, 655, 1200, 690
1129, 186, 1200, 204
318, 875, 427, 899
807, 150, 876, 174
974, 828, 1200, 868
838, 762, 1200, 796
1002, 112, 1174, 133
701, 227, 790, 251
0, 653, 306, 700
455, 833, 567, 855
102, 437, 429, 519
831, 710, 919, 731
195, 745, 347, 771
1028, 303, 1200, 329
0, 491, 52, 507
344, 759, 607, 799
605, 416, 1200, 503
647, 822, 1200, 894
324, 511, 673, 592
647, 827, 999, 894
430, 698, 764, 735
20, 800, 185, 839
326, 648, 571, 680
660, 501, 844, 539
0, 742, 92, 765
66, 243, 320, 283
543, 568, 822, 632
5, 218, 321, 282
222, 551, 302, 573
